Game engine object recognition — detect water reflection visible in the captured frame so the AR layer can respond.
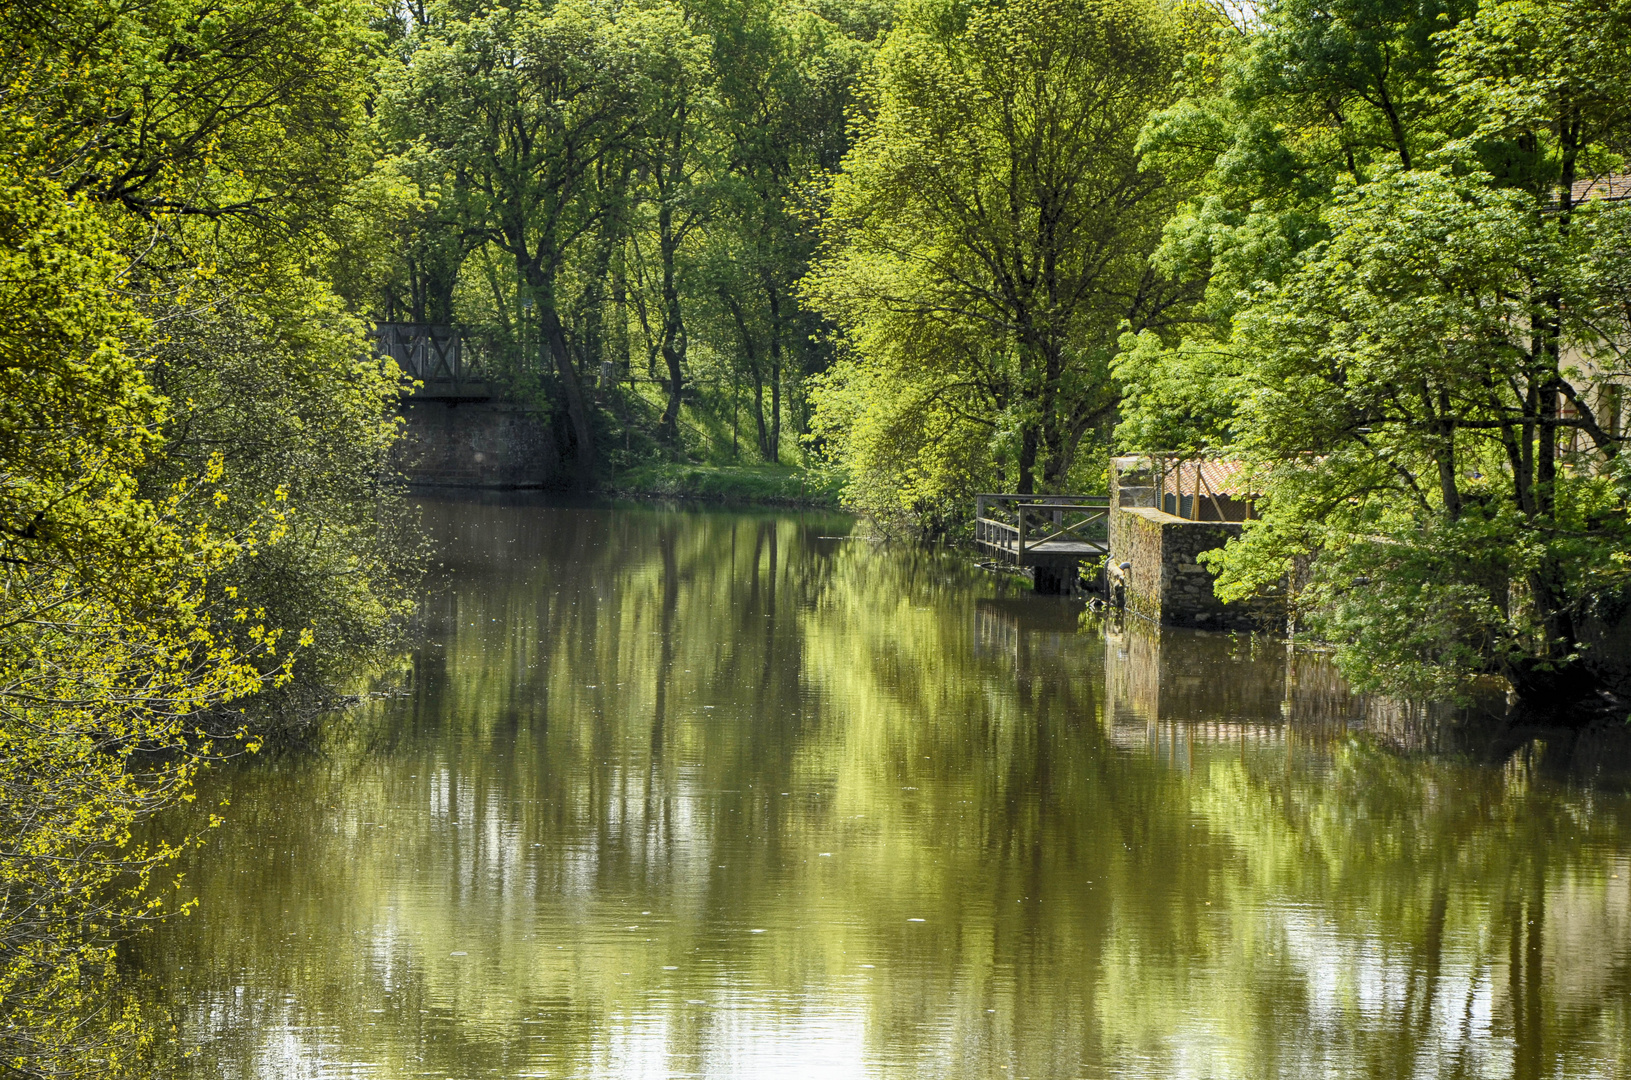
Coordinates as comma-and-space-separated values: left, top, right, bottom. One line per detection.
135, 496, 1631, 1079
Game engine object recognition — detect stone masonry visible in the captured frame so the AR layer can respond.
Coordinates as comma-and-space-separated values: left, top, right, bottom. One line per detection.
1110, 507, 1256, 629
394, 400, 561, 488
1108, 456, 1264, 631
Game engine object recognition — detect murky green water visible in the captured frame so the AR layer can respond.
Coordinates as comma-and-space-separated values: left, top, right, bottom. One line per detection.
136, 497, 1631, 1079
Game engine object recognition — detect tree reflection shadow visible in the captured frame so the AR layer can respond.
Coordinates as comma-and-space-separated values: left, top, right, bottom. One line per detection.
131, 499, 1631, 1079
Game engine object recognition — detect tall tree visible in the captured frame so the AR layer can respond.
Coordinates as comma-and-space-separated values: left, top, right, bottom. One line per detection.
383, 0, 705, 480
0, 0, 409, 1069
803, 0, 1201, 526
628, 7, 719, 444
1118, 0, 1631, 705
702, 0, 876, 461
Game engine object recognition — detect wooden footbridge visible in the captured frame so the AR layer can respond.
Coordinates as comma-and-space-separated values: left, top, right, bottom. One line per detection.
372, 322, 492, 401
974, 494, 1110, 593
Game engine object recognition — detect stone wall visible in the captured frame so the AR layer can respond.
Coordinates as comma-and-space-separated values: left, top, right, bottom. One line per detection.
1107, 454, 1268, 630
1152, 511, 1248, 628
1581, 593, 1631, 697
1110, 507, 1257, 629
394, 400, 561, 488
1106, 620, 1303, 725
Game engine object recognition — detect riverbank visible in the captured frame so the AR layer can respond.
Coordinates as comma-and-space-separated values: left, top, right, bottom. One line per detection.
605, 463, 844, 508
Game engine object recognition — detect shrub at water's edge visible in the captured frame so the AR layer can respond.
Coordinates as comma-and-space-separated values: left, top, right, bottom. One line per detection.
0, 0, 418, 1072
608, 463, 845, 508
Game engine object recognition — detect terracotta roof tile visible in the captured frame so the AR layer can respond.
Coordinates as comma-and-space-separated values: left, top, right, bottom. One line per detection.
1163, 458, 1250, 498
1570, 173, 1631, 204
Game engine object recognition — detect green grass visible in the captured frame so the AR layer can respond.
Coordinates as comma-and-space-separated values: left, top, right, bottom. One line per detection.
607, 463, 845, 508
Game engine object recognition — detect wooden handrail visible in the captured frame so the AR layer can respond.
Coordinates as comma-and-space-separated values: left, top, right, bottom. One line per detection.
973, 493, 1110, 562
976, 503, 1107, 550
974, 495, 1108, 509
372, 322, 489, 391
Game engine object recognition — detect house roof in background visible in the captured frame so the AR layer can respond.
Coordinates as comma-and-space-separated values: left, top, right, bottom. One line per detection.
1571, 173, 1631, 204
1163, 458, 1251, 498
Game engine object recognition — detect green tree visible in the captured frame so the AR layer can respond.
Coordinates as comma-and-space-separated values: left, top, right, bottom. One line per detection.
378, 0, 883, 475
0, 0, 414, 1070
625, 3, 720, 443
1117, 0, 1476, 452
1197, 171, 1631, 699
1118, 0, 1631, 704
803, 0, 1201, 526
0, 156, 295, 1080
698, 0, 877, 461
383, 0, 708, 481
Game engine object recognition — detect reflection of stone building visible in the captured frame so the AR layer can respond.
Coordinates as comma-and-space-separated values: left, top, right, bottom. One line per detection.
1102, 619, 1432, 753
1107, 621, 1312, 722
1096, 619, 1631, 784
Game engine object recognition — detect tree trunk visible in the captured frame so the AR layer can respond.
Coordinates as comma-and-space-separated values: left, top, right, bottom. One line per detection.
586, 163, 631, 386
752, 372, 769, 459
541, 303, 595, 484
657, 203, 685, 444
578, 222, 617, 382
611, 245, 630, 385
1432, 388, 1461, 521
766, 279, 783, 463
1018, 427, 1038, 494
722, 289, 771, 460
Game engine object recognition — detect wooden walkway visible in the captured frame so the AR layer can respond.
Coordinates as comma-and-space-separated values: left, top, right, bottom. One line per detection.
974, 494, 1109, 568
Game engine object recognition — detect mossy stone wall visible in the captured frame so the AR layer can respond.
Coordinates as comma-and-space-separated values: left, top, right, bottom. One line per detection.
395, 400, 560, 488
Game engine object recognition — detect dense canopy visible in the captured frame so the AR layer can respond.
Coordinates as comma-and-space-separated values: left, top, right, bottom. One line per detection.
9, 0, 1631, 1068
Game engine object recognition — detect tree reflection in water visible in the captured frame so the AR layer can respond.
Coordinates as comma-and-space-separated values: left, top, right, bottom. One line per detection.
132, 496, 1631, 1079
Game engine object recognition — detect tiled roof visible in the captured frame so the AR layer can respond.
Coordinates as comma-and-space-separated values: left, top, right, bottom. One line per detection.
1163, 458, 1250, 498
1570, 173, 1631, 204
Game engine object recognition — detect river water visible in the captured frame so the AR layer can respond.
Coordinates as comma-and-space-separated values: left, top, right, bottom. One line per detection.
135, 497, 1631, 1079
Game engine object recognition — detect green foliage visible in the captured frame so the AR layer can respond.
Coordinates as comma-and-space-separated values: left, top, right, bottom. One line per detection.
376, 0, 879, 482
143, 296, 418, 730
1118, 0, 1631, 703
0, 0, 415, 1072
610, 462, 844, 504
1118, 0, 1479, 451
802, 0, 1205, 527
0, 158, 287, 1080
8, 0, 379, 221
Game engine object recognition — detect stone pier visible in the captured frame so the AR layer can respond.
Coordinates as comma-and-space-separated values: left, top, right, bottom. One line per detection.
375, 322, 564, 489
1107, 456, 1265, 631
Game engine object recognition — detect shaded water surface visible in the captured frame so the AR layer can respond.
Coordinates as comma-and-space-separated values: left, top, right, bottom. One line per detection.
137, 497, 1631, 1079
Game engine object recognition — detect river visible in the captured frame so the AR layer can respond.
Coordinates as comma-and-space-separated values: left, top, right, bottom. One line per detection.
134, 496, 1631, 1079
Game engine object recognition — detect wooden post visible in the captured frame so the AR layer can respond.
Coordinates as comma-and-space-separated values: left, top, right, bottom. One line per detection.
1200, 467, 1227, 521
1018, 502, 1027, 556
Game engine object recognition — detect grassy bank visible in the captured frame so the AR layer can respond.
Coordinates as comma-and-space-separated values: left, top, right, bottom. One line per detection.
607, 463, 845, 508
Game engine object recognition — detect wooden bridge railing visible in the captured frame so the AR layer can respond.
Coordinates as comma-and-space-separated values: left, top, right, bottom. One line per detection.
372, 322, 489, 398
975, 494, 1110, 556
